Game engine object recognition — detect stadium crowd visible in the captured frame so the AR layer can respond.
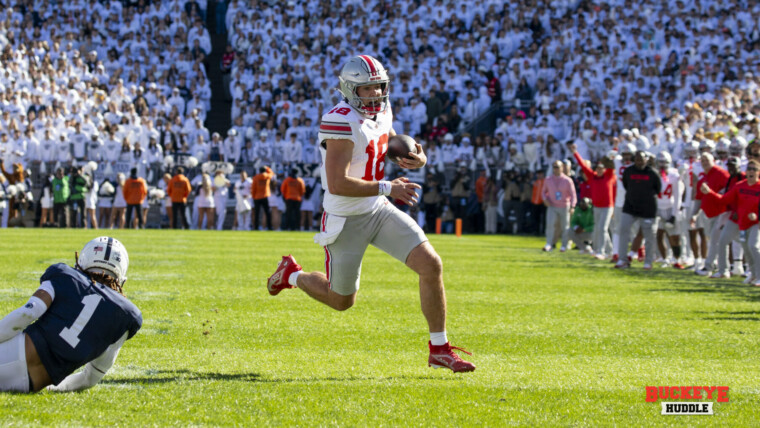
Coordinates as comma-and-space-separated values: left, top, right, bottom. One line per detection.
2, 0, 760, 288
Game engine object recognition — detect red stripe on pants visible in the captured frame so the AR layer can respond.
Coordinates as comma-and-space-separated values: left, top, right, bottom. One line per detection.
322, 212, 331, 288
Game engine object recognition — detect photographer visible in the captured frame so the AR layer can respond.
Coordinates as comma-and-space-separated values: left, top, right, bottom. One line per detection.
52, 168, 70, 228
450, 163, 471, 221
422, 172, 443, 233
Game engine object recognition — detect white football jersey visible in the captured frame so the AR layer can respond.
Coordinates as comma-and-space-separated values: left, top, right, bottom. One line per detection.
613, 157, 632, 207
681, 158, 703, 207
656, 167, 682, 210
318, 100, 393, 216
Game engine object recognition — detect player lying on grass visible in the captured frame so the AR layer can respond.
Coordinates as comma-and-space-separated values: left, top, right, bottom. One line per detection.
268, 55, 474, 373
0, 237, 142, 392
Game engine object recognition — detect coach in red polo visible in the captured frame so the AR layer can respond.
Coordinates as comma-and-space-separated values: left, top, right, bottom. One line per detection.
693, 152, 729, 275
569, 143, 616, 259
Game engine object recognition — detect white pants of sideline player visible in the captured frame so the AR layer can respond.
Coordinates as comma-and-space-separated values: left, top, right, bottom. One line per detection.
545, 205, 570, 248
593, 207, 613, 257
703, 213, 728, 271
617, 212, 658, 265
716, 222, 760, 277
0, 333, 30, 392
572, 230, 592, 248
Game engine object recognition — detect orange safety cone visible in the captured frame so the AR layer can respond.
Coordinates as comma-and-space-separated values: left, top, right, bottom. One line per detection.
455, 218, 462, 237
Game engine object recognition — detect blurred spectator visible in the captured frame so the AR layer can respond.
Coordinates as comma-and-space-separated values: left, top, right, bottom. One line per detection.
483, 175, 499, 234
500, 171, 522, 234
422, 172, 443, 234
529, 170, 546, 235
0, 162, 24, 227
450, 163, 471, 221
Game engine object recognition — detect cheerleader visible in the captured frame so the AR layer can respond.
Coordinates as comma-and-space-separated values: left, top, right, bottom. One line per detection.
196, 173, 215, 230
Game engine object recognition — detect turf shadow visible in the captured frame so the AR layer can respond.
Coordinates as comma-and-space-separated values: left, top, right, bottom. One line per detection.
102, 370, 455, 385
593, 261, 760, 303
102, 370, 261, 384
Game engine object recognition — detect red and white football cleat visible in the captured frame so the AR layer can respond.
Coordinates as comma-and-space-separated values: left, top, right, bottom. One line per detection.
637, 247, 645, 262
428, 342, 476, 373
267, 255, 302, 296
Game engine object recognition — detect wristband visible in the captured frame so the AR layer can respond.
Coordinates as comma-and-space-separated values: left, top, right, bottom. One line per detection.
378, 181, 392, 196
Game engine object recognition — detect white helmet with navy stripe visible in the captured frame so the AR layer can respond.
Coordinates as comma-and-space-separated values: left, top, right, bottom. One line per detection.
78, 236, 129, 286
338, 55, 390, 116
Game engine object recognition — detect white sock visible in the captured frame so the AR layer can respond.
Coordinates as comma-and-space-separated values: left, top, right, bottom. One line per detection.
430, 331, 447, 346
288, 271, 301, 287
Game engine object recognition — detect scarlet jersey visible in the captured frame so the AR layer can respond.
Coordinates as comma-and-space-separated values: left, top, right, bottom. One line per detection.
317, 100, 394, 216
657, 167, 682, 210
613, 157, 631, 207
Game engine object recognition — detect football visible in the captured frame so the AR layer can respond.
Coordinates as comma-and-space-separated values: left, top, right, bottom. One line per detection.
386, 134, 418, 164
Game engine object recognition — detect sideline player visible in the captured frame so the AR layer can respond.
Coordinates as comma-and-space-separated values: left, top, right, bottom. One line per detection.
655, 151, 684, 268
267, 55, 475, 372
0, 237, 142, 392
610, 143, 635, 263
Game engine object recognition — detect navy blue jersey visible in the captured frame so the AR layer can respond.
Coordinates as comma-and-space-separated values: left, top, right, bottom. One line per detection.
24, 264, 142, 385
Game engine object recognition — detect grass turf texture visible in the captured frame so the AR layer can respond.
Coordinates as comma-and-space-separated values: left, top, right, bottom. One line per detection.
0, 229, 758, 426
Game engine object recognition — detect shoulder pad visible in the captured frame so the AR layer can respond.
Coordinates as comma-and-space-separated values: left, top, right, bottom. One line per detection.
40, 263, 76, 283
128, 306, 143, 339
318, 104, 357, 141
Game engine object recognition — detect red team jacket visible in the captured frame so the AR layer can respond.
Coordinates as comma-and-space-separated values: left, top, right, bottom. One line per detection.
703, 179, 760, 230
695, 165, 729, 218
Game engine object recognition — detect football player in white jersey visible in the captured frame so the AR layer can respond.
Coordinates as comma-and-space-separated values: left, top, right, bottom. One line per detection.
681, 141, 706, 268
266, 55, 475, 373
729, 136, 748, 169
715, 138, 730, 168
655, 152, 685, 268
610, 143, 635, 263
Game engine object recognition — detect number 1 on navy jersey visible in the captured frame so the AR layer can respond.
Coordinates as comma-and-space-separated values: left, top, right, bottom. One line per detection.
59, 294, 103, 348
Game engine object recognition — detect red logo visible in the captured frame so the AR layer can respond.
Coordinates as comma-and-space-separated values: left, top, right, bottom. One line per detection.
646, 386, 729, 402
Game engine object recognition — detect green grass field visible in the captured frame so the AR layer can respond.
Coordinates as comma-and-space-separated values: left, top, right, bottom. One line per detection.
0, 229, 758, 426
